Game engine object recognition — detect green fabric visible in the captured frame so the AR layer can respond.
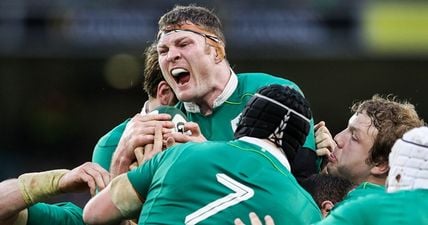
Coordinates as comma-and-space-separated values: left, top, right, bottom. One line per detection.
92, 119, 130, 171
27, 202, 84, 225
315, 189, 428, 225
332, 182, 384, 211
92, 73, 316, 174
128, 139, 322, 225
176, 73, 316, 150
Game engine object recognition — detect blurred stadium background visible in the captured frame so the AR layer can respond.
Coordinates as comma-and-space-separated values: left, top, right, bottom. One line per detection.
1, 0, 428, 201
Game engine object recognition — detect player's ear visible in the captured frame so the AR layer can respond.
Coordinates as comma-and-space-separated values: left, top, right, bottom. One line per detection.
320, 200, 334, 218
371, 161, 389, 177
157, 81, 175, 105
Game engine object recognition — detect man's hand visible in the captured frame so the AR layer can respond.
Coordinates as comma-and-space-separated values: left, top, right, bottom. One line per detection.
111, 113, 174, 177
234, 212, 275, 225
59, 162, 110, 196
164, 122, 207, 144
315, 121, 336, 157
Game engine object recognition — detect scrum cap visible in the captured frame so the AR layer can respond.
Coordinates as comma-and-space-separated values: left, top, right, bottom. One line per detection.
234, 84, 312, 161
387, 126, 428, 192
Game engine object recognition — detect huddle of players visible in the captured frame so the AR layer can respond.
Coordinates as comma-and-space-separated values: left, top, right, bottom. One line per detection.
1, 4, 427, 225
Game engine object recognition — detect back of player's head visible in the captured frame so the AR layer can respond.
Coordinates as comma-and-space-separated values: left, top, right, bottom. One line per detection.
234, 84, 312, 160
387, 126, 428, 193
300, 174, 354, 209
143, 42, 163, 98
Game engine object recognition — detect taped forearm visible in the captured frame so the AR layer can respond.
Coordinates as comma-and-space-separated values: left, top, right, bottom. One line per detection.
17, 169, 69, 206
110, 174, 143, 218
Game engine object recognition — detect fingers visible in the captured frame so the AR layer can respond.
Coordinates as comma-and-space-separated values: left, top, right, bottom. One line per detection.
60, 162, 111, 196
249, 212, 263, 225
134, 147, 145, 165
235, 213, 274, 225
316, 148, 331, 157
234, 218, 245, 225
165, 136, 176, 148
264, 215, 275, 225
314, 121, 325, 131
153, 123, 163, 152
81, 163, 111, 192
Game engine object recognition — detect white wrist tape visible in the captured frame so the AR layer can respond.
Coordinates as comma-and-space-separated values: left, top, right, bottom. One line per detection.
110, 174, 143, 218
17, 169, 69, 206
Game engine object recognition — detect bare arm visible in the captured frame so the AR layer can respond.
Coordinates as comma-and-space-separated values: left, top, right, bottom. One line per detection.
0, 179, 27, 223
0, 162, 110, 225
84, 174, 142, 225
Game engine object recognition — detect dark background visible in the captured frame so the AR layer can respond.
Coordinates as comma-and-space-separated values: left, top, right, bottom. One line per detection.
1, 0, 428, 205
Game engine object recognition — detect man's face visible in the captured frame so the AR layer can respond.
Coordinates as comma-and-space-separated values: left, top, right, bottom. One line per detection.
157, 30, 217, 103
327, 112, 378, 184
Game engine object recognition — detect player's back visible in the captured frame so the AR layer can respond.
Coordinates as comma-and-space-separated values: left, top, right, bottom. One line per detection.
135, 139, 321, 225
319, 189, 428, 225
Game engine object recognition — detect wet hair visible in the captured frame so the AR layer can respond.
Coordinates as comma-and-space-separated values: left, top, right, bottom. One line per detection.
158, 4, 226, 46
351, 95, 424, 166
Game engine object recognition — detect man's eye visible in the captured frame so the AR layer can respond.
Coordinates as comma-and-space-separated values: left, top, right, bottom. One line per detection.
179, 42, 188, 47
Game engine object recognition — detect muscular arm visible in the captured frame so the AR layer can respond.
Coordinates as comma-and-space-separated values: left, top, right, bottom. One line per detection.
0, 162, 110, 225
0, 179, 27, 224
83, 174, 142, 225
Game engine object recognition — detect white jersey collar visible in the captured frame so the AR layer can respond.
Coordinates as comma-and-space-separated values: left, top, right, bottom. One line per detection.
239, 136, 291, 172
140, 101, 149, 115
183, 69, 238, 113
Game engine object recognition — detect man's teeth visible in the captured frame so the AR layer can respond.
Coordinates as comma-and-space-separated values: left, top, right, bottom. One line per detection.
171, 68, 188, 77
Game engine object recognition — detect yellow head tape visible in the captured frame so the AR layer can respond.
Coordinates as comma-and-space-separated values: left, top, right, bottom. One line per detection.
157, 23, 225, 60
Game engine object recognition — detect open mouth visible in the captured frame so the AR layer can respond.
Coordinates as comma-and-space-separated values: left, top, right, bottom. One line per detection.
171, 68, 191, 85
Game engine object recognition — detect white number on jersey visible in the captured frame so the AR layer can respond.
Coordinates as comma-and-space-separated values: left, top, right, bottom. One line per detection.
184, 173, 254, 225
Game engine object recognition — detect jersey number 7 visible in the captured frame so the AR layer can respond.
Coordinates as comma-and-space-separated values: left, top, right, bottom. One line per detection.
185, 173, 254, 225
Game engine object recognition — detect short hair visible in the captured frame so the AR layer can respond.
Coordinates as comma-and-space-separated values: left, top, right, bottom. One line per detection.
300, 174, 354, 208
351, 95, 425, 166
158, 4, 226, 46
143, 42, 163, 98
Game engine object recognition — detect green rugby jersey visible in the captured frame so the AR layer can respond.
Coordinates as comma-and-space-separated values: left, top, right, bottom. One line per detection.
128, 138, 322, 225
92, 119, 130, 171
26, 202, 84, 225
315, 189, 428, 225
92, 72, 316, 173
176, 72, 316, 150
332, 182, 384, 211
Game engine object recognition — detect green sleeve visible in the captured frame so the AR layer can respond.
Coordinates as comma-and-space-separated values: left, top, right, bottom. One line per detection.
27, 202, 84, 225
92, 119, 130, 171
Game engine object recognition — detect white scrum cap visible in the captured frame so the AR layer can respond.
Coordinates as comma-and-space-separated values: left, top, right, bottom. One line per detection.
387, 126, 428, 193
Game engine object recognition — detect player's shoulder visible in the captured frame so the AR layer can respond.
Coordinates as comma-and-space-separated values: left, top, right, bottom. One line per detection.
95, 118, 130, 147
236, 72, 301, 93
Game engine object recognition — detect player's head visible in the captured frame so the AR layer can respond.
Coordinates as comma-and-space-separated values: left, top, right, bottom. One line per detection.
143, 42, 177, 108
234, 84, 312, 161
351, 95, 424, 167
387, 126, 428, 193
327, 95, 424, 185
300, 174, 354, 218
157, 4, 226, 59
143, 42, 163, 98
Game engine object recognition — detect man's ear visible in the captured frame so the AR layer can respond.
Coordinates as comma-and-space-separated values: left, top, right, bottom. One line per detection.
371, 161, 389, 176
320, 200, 334, 218
156, 81, 175, 105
